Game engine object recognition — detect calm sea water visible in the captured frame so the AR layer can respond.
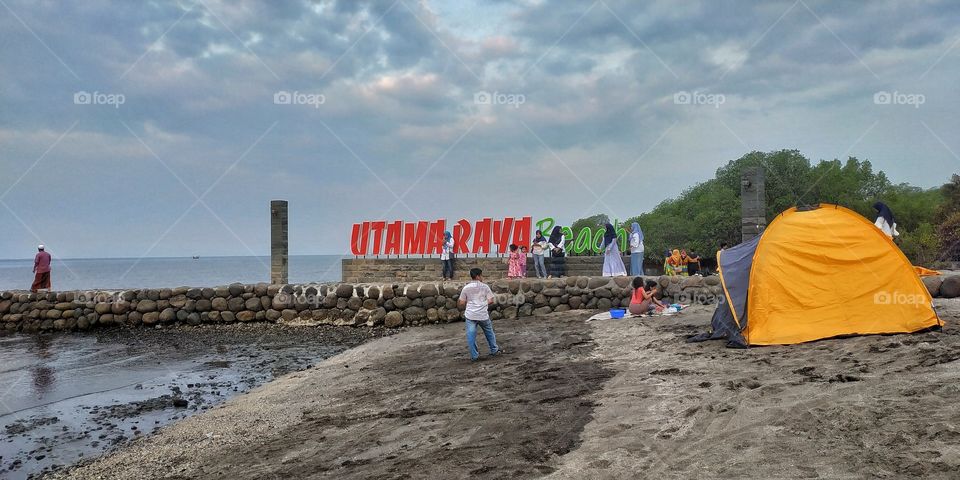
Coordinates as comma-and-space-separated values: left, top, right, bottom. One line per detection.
0, 255, 346, 291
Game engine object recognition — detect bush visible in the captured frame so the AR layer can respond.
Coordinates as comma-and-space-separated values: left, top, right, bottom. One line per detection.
899, 223, 941, 265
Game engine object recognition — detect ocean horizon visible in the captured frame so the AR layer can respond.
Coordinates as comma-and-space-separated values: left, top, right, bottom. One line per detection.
0, 255, 348, 291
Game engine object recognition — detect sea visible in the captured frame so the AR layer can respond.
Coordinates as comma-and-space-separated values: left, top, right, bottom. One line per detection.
0, 255, 346, 291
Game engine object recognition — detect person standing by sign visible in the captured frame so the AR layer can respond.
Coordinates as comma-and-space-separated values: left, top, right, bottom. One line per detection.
31, 245, 52, 292
458, 268, 501, 362
547, 226, 566, 278
441, 231, 455, 280
531, 230, 548, 278
629, 222, 644, 276
601, 223, 628, 277
507, 244, 525, 279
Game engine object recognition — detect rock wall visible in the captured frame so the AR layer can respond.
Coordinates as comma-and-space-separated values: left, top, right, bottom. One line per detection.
2, 274, 957, 334
341, 256, 662, 283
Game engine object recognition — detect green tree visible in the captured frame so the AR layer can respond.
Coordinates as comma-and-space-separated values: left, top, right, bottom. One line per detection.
575, 151, 950, 265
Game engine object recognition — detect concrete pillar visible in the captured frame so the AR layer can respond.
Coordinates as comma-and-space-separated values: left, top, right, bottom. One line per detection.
741, 167, 767, 243
271, 200, 288, 284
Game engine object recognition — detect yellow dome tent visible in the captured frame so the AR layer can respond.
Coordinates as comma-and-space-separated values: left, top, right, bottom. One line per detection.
695, 204, 942, 347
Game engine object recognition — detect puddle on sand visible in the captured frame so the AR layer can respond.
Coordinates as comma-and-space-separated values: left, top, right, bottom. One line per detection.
0, 325, 376, 479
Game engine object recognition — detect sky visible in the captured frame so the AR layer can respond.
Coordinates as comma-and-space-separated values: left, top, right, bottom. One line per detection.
1, 0, 959, 259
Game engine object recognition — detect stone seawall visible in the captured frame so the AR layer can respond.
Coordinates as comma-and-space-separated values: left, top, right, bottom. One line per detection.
341, 256, 664, 283
2, 274, 957, 333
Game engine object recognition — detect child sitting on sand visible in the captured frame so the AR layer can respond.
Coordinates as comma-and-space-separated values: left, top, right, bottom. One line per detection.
629, 277, 666, 315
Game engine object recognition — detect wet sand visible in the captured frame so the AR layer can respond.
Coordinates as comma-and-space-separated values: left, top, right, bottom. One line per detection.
52, 300, 960, 479
1, 324, 390, 479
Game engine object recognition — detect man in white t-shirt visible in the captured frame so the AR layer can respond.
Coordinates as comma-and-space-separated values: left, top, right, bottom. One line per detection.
458, 268, 501, 361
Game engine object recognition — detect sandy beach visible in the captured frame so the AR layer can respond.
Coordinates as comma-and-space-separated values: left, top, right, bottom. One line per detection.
52, 300, 960, 479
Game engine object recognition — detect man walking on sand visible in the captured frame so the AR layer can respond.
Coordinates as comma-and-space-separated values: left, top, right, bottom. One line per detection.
458, 268, 502, 362
31, 244, 52, 292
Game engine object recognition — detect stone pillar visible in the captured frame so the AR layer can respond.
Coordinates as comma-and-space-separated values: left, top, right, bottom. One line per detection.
271, 200, 288, 284
741, 167, 766, 243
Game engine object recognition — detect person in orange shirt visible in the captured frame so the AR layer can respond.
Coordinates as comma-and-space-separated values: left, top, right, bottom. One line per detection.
629, 277, 665, 315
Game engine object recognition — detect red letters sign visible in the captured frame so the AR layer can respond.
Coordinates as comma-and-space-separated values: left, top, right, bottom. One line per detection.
351, 217, 532, 255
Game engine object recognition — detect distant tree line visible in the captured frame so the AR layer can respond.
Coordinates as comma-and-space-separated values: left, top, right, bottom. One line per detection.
568, 150, 959, 266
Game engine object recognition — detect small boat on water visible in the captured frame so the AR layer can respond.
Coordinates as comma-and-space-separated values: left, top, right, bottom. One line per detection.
192, 256, 200, 260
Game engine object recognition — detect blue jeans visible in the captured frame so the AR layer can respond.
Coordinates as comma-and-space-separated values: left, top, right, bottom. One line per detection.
466, 319, 498, 360
631, 252, 644, 276
533, 254, 547, 278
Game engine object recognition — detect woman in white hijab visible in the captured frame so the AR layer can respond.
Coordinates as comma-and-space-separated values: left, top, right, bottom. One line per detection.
629, 222, 644, 276
601, 223, 627, 277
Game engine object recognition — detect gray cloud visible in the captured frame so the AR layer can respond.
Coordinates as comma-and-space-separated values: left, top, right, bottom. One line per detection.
1, 0, 958, 259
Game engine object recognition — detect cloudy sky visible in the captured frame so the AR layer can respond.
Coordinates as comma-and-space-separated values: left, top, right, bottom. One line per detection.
1, 0, 958, 259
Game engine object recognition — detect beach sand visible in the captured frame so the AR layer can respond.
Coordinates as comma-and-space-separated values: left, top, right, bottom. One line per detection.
54, 300, 960, 479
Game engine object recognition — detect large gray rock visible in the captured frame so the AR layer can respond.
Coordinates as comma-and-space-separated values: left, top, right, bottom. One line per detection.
384, 311, 403, 328
393, 296, 412, 309
534, 294, 548, 307
136, 300, 157, 313
369, 307, 387, 326
532, 306, 552, 316
569, 296, 583, 309
597, 298, 613, 310
195, 299, 212, 312
159, 308, 177, 323
336, 284, 354, 298
346, 297, 362, 311
940, 276, 960, 298
236, 311, 256, 322
111, 301, 130, 315
322, 294, 338, 308
212, 297, 229, 311
442, 285, 459, 297
542, 288, 563, 297
588, 277, 611, 289
142, 312, 159, 325
244, 297, 262, 312
922, 276, 943, 297
227, 297, 245, 312
228, 283, 245, 297
402, 306, 427, 322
